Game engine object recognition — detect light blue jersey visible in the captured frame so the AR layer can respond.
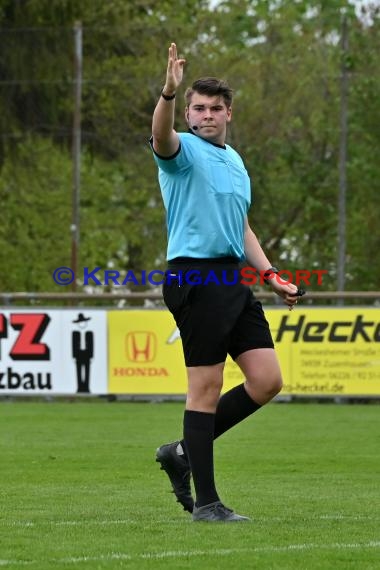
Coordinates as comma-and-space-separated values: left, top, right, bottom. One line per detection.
151, 132, 251, 261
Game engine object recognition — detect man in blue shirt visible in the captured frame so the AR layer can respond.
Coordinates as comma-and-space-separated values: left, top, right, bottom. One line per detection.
151, 43, 299, 522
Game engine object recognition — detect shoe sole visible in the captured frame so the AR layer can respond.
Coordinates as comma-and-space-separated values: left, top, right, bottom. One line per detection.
192, 516, 250, 522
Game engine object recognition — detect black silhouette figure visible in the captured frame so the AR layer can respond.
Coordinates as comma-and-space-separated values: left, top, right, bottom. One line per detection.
72, 313, 94, 394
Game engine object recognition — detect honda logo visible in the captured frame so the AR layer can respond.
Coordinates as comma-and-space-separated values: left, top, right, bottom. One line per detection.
125, 331, 157, 363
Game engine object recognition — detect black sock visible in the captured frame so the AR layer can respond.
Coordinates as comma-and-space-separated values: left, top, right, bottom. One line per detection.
180, 383, 261, 457
213, 383, 261, 439
183, 410, 219, 508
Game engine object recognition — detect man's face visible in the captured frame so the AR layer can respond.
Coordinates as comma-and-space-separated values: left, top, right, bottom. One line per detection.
185, 93, 232, 145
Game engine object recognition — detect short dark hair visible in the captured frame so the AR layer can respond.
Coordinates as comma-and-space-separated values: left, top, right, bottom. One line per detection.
185, 77, 233, 108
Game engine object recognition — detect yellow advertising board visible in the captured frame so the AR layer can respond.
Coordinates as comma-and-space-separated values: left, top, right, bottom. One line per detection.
268, 307, 380, 396
108, 308, 380, 396
108, 310, 187, 394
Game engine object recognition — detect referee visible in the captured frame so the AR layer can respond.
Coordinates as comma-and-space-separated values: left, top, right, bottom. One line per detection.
151, 43, 299, 522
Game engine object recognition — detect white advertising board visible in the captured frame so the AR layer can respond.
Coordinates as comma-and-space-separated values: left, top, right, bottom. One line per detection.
0, 310, 107, 395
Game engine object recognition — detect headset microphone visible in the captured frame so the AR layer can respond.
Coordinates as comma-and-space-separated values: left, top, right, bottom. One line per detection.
192, 125, 198, 130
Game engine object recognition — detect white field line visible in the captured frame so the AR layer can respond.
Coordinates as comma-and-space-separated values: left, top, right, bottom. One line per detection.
1, 519, 137, 527
0, 542, 379, 567
1, 513, 379, 528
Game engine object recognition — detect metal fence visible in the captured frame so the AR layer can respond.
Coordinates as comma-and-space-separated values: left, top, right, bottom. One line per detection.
1, 291, 379, 305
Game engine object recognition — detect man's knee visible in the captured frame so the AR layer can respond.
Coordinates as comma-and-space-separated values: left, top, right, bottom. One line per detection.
186, 366, 224, 411
245, 372, 283, 404
268, 374, 283, 398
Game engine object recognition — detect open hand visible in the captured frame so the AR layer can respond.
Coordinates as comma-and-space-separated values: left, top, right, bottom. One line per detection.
164, 43, 186, 94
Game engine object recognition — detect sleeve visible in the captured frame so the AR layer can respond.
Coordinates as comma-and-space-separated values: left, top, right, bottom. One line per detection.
149, 133, 195, 174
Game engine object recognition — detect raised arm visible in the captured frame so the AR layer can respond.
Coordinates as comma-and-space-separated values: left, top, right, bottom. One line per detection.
152, 43, 186, 157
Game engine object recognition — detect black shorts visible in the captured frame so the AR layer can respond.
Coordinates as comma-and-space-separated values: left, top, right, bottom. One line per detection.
163, 257, 274, 367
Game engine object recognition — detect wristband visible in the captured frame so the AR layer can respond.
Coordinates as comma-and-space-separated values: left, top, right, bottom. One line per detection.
161, 89, 176, 101
263, 266, 279, 283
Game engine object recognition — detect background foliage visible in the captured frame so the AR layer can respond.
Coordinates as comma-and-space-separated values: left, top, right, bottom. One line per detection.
0, 0, 379, 294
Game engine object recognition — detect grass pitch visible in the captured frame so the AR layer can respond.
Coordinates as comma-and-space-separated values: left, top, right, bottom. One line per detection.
0, 400, 379, 569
